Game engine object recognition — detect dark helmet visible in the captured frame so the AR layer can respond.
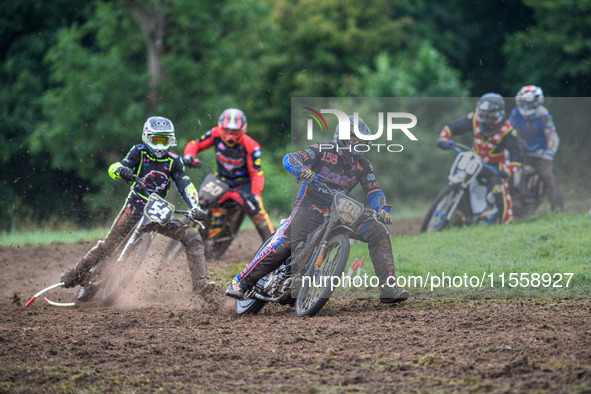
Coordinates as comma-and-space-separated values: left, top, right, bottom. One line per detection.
333, 114, 371, 164
476, 93, 505, 135
142, 116, 176, 158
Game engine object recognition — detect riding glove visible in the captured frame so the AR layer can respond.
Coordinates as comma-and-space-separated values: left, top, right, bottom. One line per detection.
299, 168, 316, 182
377, 208, 393, 225
437, 139, 454, 150
190, 207, 207, 221
117, 166, 135, 181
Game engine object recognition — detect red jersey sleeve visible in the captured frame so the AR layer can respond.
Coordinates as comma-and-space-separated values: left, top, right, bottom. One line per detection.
184, 128, 218, 157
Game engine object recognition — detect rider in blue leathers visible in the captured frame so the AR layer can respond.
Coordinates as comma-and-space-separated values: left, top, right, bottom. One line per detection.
225, 116, 409, 304
508, 85, 564, 212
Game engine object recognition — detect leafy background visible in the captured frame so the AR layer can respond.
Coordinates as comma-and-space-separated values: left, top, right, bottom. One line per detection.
1, 0, 590, 231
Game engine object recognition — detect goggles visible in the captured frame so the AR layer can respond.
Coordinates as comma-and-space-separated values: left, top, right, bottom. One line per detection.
223, 128, 243, 135
479, 110, 502, 123
150, 135, 170, 145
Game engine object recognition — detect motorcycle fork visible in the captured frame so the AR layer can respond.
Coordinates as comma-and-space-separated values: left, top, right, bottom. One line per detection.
445, 187, 465, 222
116, 216, 146, 263
312, 216, 338, 268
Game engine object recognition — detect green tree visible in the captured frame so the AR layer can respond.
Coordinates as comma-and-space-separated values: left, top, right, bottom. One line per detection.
503, 0, 591, 96
405, 0, 533, 96
0, 1, 90, 231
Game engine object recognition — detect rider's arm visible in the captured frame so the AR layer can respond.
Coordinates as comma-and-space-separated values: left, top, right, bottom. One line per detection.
108, 145, 141, 179
184, 129, 217, 157
242, 135, 265, 196
283, 144, 320, 176
540, 108, 559, 153
359, 158, 392, 213
171, 155, 200, 209
438, 114, 474, 143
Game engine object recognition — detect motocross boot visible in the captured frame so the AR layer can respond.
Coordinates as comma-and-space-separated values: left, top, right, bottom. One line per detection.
225, 278, 247, 299
379, 286, 410, 304
60, 240, 106, 288
75, 266, 99, 302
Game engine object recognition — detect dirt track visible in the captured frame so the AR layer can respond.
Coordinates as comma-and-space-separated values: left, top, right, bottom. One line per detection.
1, 221, 590, 392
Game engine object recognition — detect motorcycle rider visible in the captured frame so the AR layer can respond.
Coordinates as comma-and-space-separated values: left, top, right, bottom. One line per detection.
226, 115, 409, 304
183, 108, 275, 243
60, 116, 212, 301
437, 93, 523, 224
509, 85, 564, 212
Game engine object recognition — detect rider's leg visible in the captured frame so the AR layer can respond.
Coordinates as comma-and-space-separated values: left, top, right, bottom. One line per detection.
351, 213, 408, 303
535, 157, 564, 212
482, 167, 513, 224
247, 198, 275, 241
227, 205, 322, 298
157, 218, 212, 291
60, 200, 141, 288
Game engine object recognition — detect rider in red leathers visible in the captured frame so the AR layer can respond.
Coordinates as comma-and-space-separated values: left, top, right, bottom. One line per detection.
183, 108, 275, 242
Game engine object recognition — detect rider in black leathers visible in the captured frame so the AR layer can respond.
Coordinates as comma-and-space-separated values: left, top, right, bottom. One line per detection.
60, 116, 212, 301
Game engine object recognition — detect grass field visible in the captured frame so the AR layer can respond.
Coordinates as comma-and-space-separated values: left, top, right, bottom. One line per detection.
0, 227, 108, 246
214, 212, 591, 299
359, 212, 590, 298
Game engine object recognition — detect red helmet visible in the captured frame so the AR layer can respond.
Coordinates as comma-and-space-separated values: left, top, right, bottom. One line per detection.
218, 108, 247, 145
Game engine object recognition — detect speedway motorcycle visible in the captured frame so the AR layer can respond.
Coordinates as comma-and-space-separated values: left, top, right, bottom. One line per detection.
235, 178, 367, 318
163, 160, 252, 262
421, 142, 505, 232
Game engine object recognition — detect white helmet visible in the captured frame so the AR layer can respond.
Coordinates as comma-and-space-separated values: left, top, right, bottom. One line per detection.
516, 85, 544, 119
142, 116, 176, 158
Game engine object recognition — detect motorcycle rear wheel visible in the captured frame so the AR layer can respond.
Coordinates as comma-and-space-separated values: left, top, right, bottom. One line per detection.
234, 232, 278, 315
295, 234, 350, 317
421, 184, 466, 233
100, 232, 152, 305
235, 297, 266, 315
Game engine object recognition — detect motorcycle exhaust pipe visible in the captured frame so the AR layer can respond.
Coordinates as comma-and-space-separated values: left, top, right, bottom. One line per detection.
254, 293, 283, 302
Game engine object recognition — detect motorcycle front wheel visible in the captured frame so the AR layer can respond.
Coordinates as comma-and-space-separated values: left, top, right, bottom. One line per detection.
101, 232, 153, 305
295, 234, 350, 317
420, 184, 466, 233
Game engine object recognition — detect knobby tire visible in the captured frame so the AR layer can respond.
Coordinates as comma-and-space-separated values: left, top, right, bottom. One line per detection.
294, 234, 350, 317
420, 184, 465, 233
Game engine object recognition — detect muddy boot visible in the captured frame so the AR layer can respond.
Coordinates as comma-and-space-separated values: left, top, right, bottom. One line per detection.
225, 278, 247, 299
75, 267, 99, 302
250, 209, 274, 242
379, 286, 409, 304
186, 241, 214, 294
193, 275, 215, 291
60, 241, 105, 288
60, 266, 88, 289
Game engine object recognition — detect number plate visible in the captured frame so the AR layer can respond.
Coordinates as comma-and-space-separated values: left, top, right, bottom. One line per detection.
144, 194, 175, 225
334, 192, 364, 224
449, 151, 483, 185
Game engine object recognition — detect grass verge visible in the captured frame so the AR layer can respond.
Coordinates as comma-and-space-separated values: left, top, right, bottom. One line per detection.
217, 211, 591, 299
